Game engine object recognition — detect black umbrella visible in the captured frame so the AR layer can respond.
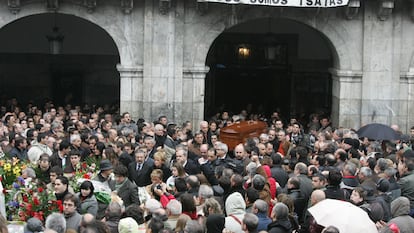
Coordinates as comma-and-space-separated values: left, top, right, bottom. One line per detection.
356, 123, 400, 141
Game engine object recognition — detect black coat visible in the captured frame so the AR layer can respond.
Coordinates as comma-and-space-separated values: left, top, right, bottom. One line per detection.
288, 189, 307, 223
268, 218, 292, 233
50, 151, 70, 168
183, 159, 201, 175
271, 165, 289, 188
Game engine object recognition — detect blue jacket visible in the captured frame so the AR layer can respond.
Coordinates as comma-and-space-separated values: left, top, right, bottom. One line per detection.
257, 212, 272, 232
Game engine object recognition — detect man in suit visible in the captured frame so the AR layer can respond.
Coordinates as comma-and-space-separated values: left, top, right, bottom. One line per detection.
128, 149, 154, 187
175, 145, 200, 175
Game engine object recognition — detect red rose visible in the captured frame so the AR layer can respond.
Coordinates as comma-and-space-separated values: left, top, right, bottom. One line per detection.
26, 203, 32, 211
0, 176, 3, 181
58, 204, 64, 212
29, 189, 33, 195
83, 173, 90, 179
2, 189, 6, 194
38, 187, 43, 193
33, 198, 40, 206
81, 162, 88, 169
23, 195, 28, 202
33, 212, 44, 221
56, 200, 64, 212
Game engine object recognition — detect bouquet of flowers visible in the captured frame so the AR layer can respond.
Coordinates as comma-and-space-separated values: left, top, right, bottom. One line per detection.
6, 177, 63, 221
68, 161, 96, 193
0, 157, 26, 188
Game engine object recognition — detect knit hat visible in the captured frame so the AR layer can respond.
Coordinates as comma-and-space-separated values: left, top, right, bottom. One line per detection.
118, 217, 139, 233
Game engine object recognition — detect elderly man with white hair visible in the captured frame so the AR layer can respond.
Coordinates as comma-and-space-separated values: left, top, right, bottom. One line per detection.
166, 199, 182, 230
214, 142, 243, 174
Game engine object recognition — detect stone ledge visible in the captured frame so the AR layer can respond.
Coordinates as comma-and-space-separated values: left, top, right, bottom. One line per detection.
329, 68, 363, 83
183, 66, 210, 79
116, 64, 144, 78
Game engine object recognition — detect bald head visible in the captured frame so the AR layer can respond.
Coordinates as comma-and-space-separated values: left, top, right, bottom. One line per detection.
234, 143, 246, 160
82, 213, 95, 225
311, 190, 326, 206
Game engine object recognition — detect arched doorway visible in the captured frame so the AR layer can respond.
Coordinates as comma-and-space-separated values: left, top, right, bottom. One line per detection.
205, 18, 334, 122
0, 13, 120, 108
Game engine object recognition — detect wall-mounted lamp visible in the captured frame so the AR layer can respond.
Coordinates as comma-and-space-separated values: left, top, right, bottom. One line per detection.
378, 0, 394, 21
84, 0, 97, 13
344, 0, 360, 20
7, 0, 20, 14
46, 13, 64, 55
120, 0, 134, 14
159, 0, 171, 15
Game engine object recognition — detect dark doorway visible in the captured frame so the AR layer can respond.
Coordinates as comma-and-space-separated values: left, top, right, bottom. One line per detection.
205, 18, 333, 120
0, 13, 120, 107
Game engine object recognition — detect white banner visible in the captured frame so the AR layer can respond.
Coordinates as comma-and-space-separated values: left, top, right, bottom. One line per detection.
203, 0, 349, 8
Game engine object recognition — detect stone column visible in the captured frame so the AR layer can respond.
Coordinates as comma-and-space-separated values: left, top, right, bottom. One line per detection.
330, 68, 363, 129
400, 69, 414, 131
360, 1, 401, 126
117, 65, 144, 120
183, 66, 210, 126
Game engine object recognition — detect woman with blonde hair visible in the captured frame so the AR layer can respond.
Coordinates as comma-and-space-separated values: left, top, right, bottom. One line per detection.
153, 149, 171, 182
146, 169, 166, 199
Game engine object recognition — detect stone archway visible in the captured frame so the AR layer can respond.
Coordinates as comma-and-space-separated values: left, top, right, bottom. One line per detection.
203, 17, 337, 125
186, 8, 365, 127
0, 13, 121, 107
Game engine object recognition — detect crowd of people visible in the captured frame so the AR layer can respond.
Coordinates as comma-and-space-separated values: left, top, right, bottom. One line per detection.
0, 98, 414, 233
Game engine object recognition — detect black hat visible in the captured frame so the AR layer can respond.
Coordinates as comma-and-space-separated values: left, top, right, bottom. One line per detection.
99, 160, 113, 171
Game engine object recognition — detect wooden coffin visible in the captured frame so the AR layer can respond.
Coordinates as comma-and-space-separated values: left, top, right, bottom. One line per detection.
220, 120, 268, 150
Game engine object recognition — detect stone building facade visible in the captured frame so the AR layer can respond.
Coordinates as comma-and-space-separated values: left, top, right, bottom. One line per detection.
0, 0, 414, 131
